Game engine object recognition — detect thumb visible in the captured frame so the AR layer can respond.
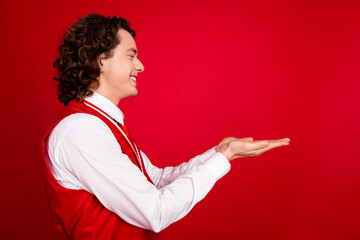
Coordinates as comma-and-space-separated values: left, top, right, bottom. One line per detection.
242, 137, 254, 142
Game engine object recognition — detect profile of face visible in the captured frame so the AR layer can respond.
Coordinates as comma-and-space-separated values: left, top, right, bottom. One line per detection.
96, 29, 145, 105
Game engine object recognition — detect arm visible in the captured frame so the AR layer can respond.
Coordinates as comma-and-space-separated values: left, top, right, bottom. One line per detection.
142, 147, 226, 189
47, 113, 230, 233
143, 138, 291, 188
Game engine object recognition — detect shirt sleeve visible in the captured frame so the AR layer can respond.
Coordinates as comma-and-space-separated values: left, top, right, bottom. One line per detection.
46, 113, 231, 233
142, 148, 230, 189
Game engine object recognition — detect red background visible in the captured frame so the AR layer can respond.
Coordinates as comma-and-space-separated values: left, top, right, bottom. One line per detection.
1, 0, 360, 239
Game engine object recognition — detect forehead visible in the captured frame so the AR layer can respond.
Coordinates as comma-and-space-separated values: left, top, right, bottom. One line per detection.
116, 29, 137, 50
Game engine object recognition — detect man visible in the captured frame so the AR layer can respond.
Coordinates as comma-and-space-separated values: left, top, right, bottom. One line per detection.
43, 14, 290, 240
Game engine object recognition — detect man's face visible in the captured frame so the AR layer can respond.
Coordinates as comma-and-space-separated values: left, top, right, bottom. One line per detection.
96, 29, 144, 104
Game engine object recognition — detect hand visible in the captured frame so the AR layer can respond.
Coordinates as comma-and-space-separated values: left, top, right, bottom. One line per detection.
215, 137, 290, 161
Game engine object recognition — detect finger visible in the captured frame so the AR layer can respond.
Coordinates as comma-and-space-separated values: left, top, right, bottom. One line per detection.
265, 141, 290, 151
280, 138, 290, 142
242, 137, 254, 142
248, 140, 270, 151
267, 138, 291, 143
248, 141, 289, 156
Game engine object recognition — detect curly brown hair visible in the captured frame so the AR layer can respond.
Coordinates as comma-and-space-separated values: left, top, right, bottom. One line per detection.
53, 14, 136, 105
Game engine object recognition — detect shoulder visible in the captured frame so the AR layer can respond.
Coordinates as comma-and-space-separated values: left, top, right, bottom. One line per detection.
48, 113, 113, 147
57, 113, 106, 130
54, 113, 108, 134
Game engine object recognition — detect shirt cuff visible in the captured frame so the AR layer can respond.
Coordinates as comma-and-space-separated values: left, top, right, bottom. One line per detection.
201, 148, 231, 181
197, 146, 218, 162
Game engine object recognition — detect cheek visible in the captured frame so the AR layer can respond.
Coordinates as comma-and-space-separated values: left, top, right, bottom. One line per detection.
106, 66, 124, 80
109, 61, 132, 77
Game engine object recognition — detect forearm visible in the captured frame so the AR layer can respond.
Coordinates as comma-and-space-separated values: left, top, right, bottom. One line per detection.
144, 147, 227, 188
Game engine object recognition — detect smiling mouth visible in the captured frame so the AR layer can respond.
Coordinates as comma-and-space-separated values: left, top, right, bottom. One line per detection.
130, 76, 137, 82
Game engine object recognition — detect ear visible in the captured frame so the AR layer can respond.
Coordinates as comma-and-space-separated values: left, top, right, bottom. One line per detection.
97, 53, 106, 73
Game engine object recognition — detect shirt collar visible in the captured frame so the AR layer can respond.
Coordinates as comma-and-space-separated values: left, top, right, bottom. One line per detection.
84, 92, 125, 125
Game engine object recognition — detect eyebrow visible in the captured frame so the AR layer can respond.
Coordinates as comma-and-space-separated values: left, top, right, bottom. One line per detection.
127, 48, 138, 56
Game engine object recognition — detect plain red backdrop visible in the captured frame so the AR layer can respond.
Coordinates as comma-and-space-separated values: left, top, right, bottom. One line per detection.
1, 0, 359, 239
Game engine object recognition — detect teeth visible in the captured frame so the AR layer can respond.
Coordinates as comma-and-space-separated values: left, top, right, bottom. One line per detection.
130, 76, 137, 81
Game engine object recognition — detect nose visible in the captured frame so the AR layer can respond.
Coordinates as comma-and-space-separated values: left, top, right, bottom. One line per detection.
135, 58, 145, 73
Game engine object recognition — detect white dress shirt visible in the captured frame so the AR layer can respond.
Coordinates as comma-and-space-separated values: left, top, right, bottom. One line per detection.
45, 92, 231, 233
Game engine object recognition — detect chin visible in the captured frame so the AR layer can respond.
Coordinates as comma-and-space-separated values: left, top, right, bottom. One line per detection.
127, 90, 138, 98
